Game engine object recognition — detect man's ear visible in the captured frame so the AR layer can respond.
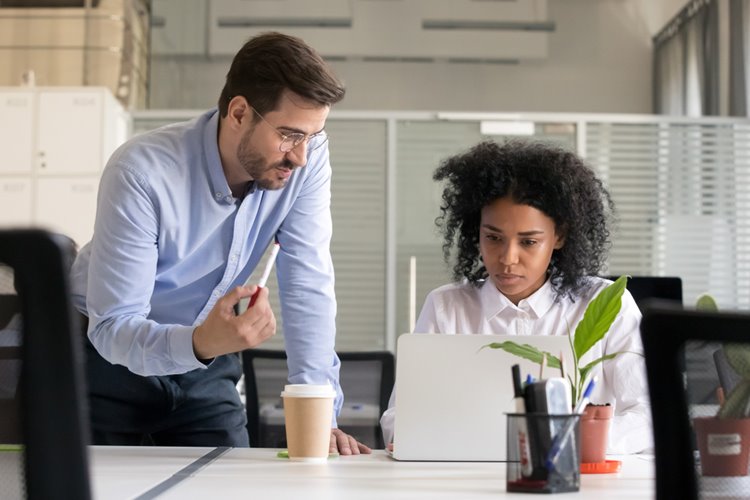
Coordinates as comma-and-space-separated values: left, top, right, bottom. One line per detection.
227, 96, 250, 128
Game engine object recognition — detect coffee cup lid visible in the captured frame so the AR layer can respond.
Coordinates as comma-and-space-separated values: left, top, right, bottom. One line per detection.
281, 383, 336, 398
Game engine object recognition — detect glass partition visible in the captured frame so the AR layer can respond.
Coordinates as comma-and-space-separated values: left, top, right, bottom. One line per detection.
132, 110, 750, 350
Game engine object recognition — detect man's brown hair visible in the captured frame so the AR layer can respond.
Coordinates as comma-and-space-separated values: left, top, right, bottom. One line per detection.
218, 32, 345, 117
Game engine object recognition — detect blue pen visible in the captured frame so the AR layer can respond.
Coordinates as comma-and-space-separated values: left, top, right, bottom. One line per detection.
522, 374, 535, 410
544, 376, 598, 470
572, 375, 597, 414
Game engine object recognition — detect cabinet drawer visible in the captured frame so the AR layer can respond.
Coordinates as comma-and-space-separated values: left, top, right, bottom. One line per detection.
0, 178, 32, 226
35, 177, 99, 246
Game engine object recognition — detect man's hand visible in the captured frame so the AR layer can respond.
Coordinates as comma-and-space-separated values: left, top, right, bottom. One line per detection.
330, 428, 372, 455
192, 285, 276, 360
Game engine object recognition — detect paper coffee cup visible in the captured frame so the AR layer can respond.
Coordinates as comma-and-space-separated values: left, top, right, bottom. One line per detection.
281, 384, 335, 462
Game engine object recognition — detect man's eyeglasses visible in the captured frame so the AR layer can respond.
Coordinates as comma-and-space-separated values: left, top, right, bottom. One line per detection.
251, 107, 328, 153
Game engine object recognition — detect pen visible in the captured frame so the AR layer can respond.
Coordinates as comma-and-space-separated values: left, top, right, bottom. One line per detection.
248, 240, 280, 308
512, 364, 524, 399
572, 376, 597, 414
544, 376, 598, 470
512, 365, 533, 476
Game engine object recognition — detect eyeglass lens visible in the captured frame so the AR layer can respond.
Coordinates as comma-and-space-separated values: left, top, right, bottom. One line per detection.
280, 132, 328, 153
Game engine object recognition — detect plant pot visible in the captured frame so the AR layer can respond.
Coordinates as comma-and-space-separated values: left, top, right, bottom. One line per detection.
693, 417, 750, 477
580, 404, 613, 464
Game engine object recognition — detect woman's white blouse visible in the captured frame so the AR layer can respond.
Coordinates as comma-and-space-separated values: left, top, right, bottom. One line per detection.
380, 276, 653, 454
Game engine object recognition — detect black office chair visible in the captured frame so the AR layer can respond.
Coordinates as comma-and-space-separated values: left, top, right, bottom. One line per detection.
641, 304, 750, 500
241, 349, 395, 449
0, 229, 91, 500
608, 275, 723, 404
0, 294, 22, 445
603, 275, 683, 309
0, 294, 19, 329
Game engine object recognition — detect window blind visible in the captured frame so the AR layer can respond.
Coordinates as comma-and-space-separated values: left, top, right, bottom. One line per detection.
587, 121, 750, 309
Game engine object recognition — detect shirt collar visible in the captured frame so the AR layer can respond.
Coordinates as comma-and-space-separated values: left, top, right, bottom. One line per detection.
480, 277, 558, 321
203, 109, 236, 205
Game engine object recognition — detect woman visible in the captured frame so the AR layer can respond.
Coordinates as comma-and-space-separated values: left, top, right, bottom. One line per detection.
381, 140, 651, 454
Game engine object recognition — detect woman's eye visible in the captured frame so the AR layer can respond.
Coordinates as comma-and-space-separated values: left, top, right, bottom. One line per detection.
522, 239, 537, 247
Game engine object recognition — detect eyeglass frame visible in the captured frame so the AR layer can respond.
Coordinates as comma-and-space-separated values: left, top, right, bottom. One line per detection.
250, 107, 328, 153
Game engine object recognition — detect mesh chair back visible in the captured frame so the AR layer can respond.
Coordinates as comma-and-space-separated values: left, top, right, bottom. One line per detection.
0, 229, 90, 500
241, 349, 394, 448
641, 304, 750, 500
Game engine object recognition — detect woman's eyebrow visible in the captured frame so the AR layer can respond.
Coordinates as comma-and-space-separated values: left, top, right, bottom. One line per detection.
518, 230, 545, 236
481, 223, 503, 232
481, 224, 545, 236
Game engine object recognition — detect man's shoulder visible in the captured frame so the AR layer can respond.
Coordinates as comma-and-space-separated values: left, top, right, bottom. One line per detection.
110, 110, 213, 173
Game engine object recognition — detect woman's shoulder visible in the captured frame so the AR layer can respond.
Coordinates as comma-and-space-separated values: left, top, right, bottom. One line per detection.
426, 281, 483, 302
570, 275, 612, 300
416, 281, 485, 333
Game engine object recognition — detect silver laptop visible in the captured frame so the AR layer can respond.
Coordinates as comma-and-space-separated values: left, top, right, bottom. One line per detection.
391, 333, 572, 462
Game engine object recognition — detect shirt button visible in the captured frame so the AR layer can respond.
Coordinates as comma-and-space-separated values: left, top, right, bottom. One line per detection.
215, 192, 222, 199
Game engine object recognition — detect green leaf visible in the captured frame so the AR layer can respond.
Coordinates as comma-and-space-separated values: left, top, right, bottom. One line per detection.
572, 275, 627, 361
483, 342, 560, 368
695, 293, 719, 312
578, 352, 625, 383
718, 379, 750, 418
724, 343, 750, 378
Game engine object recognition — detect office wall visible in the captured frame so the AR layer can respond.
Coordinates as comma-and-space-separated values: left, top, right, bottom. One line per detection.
148, 0, 690, 113
638, 0, 694, 34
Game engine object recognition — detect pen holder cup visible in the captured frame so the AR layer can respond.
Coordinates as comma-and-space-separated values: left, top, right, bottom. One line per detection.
506, 413, 581, 494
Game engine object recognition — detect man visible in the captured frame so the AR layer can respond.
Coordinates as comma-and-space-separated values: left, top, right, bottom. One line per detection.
70, 32, 370, 454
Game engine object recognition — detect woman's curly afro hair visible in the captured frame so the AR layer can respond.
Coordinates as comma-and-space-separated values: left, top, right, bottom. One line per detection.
433, 140, 615, 299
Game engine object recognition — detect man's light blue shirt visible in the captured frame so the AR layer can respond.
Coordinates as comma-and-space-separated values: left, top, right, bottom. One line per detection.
70, 109, 343, 417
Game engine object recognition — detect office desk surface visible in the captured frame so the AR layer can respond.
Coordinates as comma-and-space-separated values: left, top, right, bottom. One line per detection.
90, 447, 655, 499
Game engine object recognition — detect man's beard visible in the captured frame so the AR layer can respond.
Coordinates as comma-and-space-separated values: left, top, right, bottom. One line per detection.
237, 131, 295, 190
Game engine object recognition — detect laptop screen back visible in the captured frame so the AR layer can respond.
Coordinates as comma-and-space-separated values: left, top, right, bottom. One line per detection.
392, 333, 572, 462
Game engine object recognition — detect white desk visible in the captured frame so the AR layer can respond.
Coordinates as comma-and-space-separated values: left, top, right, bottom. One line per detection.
89, 447, 655, 499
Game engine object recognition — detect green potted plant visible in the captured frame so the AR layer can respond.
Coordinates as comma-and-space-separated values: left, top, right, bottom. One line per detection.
484, 275, 629, 405
483, 275, 632, 464
692, 294, 750, 477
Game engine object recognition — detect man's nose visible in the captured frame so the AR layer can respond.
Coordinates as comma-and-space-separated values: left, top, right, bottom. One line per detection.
285, 142, 308, 168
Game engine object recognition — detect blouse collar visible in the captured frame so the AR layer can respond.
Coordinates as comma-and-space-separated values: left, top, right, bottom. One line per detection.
480, 277, 558, 321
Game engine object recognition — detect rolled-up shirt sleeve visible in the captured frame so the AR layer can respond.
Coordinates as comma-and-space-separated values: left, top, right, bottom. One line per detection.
84, 159, 203, 375
276, 146, 343, 423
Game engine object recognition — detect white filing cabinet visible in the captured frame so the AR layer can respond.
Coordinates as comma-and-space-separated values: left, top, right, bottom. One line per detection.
0, 178, 32, 227
0, 87, 129, 247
